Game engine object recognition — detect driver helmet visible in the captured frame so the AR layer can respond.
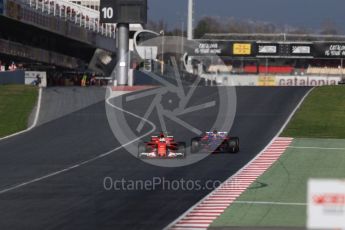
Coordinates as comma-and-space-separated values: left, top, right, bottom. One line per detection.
159, 132, 166, 142
212, 130, 219, 138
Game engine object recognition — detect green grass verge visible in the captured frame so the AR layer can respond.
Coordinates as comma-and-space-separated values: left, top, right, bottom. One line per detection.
282, 86, 345, 139
211, 138, 345, 227
0, 85, 38, 138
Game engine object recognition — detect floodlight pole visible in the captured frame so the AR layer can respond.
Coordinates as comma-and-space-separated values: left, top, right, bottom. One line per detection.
341, 58, 344, 80
116, 23, 130, 86
187, 0, 194, 40
160, 30, 165, 75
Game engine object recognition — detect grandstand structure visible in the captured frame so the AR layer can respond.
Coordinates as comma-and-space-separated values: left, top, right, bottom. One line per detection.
3, 0, 143, 47
0, 0, 144, 73
69, 0, 99, 10
21, 0, 142, 38
0, 0, 110, 70
23, 0, 113, 38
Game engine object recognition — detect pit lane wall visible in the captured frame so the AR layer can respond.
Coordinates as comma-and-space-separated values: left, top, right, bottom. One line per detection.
0, 71, 47, 87
201, 74, 342, 86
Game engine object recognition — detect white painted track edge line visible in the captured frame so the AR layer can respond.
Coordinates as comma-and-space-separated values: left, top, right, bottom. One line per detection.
233, 201, 307, 206
164, 87, 314, 230
289, 146, 345, 150
0, 87, 42, 141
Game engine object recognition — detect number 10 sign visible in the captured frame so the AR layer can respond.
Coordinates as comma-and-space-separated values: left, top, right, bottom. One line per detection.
100, 0, 147, 24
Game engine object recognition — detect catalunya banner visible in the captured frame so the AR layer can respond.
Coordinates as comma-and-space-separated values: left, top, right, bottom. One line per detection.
188, 40, 345, 59
314, 43, 345, 58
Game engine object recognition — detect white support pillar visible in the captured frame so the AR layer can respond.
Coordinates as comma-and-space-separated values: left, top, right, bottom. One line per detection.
187, 0, 194, 40
116, 23, 130, 85
65, 7, 67, 20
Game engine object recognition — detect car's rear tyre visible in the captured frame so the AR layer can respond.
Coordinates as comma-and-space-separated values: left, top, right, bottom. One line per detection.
138, 142, 147, 158
228, 137, 239, 153
177, 142, 187, 158
191, 138, 201, 153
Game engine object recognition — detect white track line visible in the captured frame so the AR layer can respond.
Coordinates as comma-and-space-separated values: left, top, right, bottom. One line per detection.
289, 146, 345, 150
0, 87, 42, 141
0, 90, 156, 195
165, 87, 314, 230
233, 201, 307, 206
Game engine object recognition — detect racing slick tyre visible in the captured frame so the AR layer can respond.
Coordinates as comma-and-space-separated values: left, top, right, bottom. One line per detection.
228, 137, 240, 153
191, 138, 201, 153
177, 142, 187, 158
138, 142, 147, 159
233, 137, 240, 153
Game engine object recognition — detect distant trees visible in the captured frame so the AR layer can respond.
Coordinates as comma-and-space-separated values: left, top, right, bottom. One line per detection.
145, 16, 341, 39
320, 19, 339, 35
145, 19, 185, 36
193, 17, 281, 38
194, 17, 223, 38
146, 19, 168, 33
192, 16, 341, 38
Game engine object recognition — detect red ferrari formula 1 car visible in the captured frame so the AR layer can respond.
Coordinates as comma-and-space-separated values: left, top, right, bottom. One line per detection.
191, 130, 240, 154
138, 133, 186, 159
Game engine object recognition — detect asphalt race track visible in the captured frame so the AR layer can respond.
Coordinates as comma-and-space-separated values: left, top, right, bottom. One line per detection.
0, 86, 310, 230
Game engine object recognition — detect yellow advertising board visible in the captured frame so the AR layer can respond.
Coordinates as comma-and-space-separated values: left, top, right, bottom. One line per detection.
233, 43, 252, 55
258, 76, 276, 86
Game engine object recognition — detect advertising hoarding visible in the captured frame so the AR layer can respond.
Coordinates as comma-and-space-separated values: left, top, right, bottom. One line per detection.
314, 43, 345, 58
190, 41, 232, 56
257, 76, 276, 86
277, 76, 341, 86
233, 43, 252, 55
291, 44, 312, 55
25, 71, 47, 87
308, 179, 345, 229
256, 43, 312, 57
189, 41, 345, 59
257, 44, 278, 54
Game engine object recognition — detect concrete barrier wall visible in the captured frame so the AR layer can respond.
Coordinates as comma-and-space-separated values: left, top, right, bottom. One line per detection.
25, 71, 47, 87
0, 71, 25, 85
276, 76, 341, 86
133, 70, 161, 85
202, 74, 342, 86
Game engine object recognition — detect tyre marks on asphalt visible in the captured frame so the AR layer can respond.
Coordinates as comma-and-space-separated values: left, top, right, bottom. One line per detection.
169, 137, 293, 230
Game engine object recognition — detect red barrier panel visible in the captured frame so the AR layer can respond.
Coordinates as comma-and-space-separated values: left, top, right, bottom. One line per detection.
244, 66, 293, 74
244, 66, 257, 73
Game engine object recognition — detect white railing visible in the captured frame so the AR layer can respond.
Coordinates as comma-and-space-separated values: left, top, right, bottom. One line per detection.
21, 0, 116, 38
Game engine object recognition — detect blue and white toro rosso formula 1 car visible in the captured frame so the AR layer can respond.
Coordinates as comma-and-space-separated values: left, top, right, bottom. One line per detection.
191, 130, 240, 154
